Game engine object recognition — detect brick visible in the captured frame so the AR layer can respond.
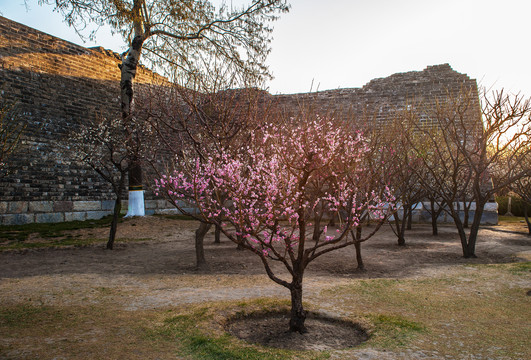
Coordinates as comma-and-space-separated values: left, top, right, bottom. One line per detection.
85, 210, 111, 220
145, 200, 158, 210
101, 200, 116, 211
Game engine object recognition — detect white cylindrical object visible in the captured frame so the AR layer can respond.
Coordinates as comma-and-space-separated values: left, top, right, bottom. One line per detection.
125, 190, 145, 217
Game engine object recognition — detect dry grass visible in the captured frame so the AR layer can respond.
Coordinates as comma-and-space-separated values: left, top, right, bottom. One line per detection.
1, 262, 529, 359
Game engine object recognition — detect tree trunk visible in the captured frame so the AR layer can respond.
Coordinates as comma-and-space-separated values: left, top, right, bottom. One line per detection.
463, 201, 470, 229
430, 199, 438, 236
524, 203, 531, 236
460, 204, 484, 259
107, 193, 122, 250
354, 226, 364, 270
394, 215, 406, 246
121, 34, 146, 217
195, 222, 211, 269
406, 205, 413, 230
289, 280, 307, 333
214, 224, 221, 243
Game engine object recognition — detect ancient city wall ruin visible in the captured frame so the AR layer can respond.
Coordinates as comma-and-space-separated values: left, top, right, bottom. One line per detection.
0, 16, 496, 224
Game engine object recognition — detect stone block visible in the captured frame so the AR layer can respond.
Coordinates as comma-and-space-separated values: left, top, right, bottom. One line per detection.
0, 202, 7, 213
2, 213, 34, 225
157, 199, 171, 209
29, 201, 54, 213
155, 208, 181, 215
64, 212, 87, 222
481, 212, 498, 225
73, 201, 101, 211
101, 200, 116, 211
145, 209, 155, 216
53, 201, 73, 212
145, 200, 158, 210
36, 212, 64, 223
7, 201, 28, 214
85, 210, 111, 220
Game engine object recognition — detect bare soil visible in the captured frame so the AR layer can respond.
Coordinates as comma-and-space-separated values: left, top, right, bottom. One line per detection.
1, 216, 530, 353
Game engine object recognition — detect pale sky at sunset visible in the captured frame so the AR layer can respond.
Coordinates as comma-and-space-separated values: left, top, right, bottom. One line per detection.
2, 0, 530, 96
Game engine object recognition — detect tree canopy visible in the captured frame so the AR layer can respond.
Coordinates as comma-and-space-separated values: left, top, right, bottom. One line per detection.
39, 0, 289, 86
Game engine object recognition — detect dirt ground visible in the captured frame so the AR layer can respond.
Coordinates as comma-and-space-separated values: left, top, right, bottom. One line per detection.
1, 216, 530, 354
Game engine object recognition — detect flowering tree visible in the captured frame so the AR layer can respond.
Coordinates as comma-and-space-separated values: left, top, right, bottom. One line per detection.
156, 115, 394, 333
138, 82, 272, 268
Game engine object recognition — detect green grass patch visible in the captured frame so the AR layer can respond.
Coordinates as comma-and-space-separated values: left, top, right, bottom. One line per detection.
498, 215, 527, 223
500, 261, 531, 275
0, 304, 61, 328
362, 313, 424, 348
155, 214, 196, 221
145, 301, 330, 360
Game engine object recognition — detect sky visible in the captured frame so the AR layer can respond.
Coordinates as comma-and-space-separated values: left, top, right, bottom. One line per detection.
1, 0, 530, 96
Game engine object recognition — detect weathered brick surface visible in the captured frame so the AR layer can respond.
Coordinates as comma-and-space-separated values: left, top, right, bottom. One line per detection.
35, 212, 64, 223
72, 201, 101, 211
0, 16, 165, 205
28, 201, 53, 213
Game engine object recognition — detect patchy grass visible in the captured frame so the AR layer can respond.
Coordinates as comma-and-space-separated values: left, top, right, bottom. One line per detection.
0, 216, 157, 251
145, 300, 336, 360
0, 216, 117, 242
498, 215, 526, 223
320, 263, 531, 358
0, 261, 529, 358
155, 214, 195, 221
0, 236, 152, 251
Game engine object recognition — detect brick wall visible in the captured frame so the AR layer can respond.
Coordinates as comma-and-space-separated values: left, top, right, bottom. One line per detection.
272, 63, 481, 127
0, 16, 495, 225
0, 16, 173, 224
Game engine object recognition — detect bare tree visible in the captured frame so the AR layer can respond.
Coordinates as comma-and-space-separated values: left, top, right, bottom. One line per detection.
382, 115, 426, 246
509, 152, 531, 234
70, 115, 151, 249
409, 89, 531, 257
38, 0, 289, 215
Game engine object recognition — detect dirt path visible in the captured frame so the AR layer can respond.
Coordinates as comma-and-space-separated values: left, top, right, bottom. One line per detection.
1, 217, 529, 309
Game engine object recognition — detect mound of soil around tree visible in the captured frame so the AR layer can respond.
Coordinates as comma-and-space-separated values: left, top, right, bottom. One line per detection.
226, 311, 369, 351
